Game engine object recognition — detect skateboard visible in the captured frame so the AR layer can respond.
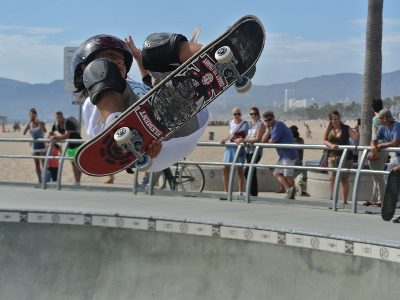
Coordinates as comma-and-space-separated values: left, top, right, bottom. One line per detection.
381, 170, 400, 221
75, 15, 265, 176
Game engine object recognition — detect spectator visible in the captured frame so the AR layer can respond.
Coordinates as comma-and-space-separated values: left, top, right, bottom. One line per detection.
289, 125, 304, 166
369, 108, 400, 200
262, 111, 299, 200
48, 112, 82, 186
236, 107, 265, 196
48, 143, 61, 182
23, 108, 47, 183
220, 107, 249, 195
365, 99, 387, 207
323, 110, 359, 204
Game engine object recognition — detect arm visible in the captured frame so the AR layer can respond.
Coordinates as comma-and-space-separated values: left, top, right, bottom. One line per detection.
125, 35, 149, 79
22, 122, 30, 135
348, 126, 359, 141
243, 123, 266, 143
261, 126, 270, 143
40, 121, 47, 133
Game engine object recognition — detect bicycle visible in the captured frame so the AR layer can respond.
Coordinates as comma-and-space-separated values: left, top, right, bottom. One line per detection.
156, 162, 205, 193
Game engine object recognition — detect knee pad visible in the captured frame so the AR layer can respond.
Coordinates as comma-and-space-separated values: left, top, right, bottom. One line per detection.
142, 33, 188, 73
83, 59, 126, 105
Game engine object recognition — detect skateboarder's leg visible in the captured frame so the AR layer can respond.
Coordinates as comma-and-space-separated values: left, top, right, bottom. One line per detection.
141, 33, 202, 73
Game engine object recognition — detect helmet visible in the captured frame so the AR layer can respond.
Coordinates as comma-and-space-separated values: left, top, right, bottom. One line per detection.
72, 34, 133, 90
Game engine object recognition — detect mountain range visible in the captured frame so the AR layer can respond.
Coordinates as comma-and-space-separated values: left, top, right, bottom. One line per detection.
1, 70, 399, 122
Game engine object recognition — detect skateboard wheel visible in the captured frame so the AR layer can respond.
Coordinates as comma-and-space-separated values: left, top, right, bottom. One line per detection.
134, 155, 152, 171
215, 46, 233, 64
114, 127, 133, 145
235, 76, 252, 93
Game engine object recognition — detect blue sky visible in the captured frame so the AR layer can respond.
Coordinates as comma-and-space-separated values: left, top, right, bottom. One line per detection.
0, 0, 399, 86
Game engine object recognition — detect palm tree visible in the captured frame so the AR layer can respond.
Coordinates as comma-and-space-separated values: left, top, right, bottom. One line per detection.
360, 0, 384, 146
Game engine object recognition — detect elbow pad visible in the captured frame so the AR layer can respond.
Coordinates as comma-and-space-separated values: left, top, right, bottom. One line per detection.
83, 58, 126, 105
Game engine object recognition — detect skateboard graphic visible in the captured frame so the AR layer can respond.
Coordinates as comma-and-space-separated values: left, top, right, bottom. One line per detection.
381, 170, 400, 221
76, 15, 265, 176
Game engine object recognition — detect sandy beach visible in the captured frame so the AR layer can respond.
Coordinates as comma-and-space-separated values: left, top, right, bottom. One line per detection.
0, 118, 357, 186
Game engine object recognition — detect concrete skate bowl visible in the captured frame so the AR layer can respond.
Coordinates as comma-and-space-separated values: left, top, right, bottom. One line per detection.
0, 211, 399, 300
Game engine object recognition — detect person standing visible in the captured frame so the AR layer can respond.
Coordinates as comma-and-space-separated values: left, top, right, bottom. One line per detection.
323, 110, 359, 204
369, 108, 400, 183
23, 108, 47, 183
236, 107, 265, 196
364, 99, 387, 207
220, 107, 249, 195
261, 111, 299, 200
48, 112, 82, 185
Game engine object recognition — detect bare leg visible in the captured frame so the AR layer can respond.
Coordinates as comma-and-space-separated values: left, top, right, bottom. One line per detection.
222, 166, 230, 192
341, 177, 349, 204
237, 167, 245, 193
286, 176, 295, 188
72, 163, 82, 183
178, 41, 203, 63
106, 175, 115, 184
329, 176, 335, 199
274, 173, 290, 190
34, 158, 41, 182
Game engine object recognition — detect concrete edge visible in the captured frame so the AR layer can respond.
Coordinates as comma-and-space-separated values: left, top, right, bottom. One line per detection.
0, 208, 399, 264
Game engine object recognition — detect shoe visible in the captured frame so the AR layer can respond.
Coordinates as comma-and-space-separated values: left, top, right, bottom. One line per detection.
363, 201, 375, 206
371, 201, 382, 207
284, 187, 295, 200
393, 216, 400, 223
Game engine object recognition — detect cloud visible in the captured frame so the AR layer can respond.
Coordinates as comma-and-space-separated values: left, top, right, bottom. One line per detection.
252, 31, 400, 85
0, 33, 64, 83
0, 25, 64, 36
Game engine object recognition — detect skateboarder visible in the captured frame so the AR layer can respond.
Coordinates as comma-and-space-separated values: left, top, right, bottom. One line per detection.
72, 33, 209, 172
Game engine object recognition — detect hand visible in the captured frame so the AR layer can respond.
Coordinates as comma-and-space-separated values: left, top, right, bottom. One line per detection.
329, 144, 338, 150
125, 35, 141, 60
146, 139, 162, 159
367, 151, 379, 161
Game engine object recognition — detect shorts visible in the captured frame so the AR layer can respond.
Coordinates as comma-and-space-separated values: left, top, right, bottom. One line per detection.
223, 146, 246, 164
273, 159, 297, 177
66, 146, 79, 163
327, 156, 353, 178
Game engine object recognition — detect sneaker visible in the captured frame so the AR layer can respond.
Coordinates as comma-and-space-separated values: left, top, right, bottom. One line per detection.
284, 187, 295, 200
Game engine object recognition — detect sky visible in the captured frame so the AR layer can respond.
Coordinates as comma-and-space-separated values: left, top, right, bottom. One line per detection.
0, 0, 399, 86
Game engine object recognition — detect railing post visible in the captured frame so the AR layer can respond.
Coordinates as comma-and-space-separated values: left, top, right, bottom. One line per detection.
331, 148, 348, 210
244, 146, 261, 203
227, 144, 243, 201
41, 142, 53, 190
351, 149, 369, 213
56, 141, 69, 190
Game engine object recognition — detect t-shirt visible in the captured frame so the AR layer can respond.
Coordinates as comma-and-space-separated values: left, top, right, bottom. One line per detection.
269, 121, 299, 160
52, 119, 82, 149
372, 115, 385, 142
375, 121, 400, 156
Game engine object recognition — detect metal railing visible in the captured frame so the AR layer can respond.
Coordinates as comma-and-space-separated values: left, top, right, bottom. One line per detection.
0, 137, 398, 213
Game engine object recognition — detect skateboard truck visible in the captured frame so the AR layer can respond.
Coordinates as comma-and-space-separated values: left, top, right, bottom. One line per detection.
215, 46, 252, 93
114, 127, 152, 170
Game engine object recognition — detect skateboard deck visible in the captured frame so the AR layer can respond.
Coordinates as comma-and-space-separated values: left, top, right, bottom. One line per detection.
381, 170, 400, 221
76, 15, 265, 176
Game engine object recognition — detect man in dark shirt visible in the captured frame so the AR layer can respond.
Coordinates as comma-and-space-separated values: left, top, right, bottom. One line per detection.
48, 111, 82, 185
